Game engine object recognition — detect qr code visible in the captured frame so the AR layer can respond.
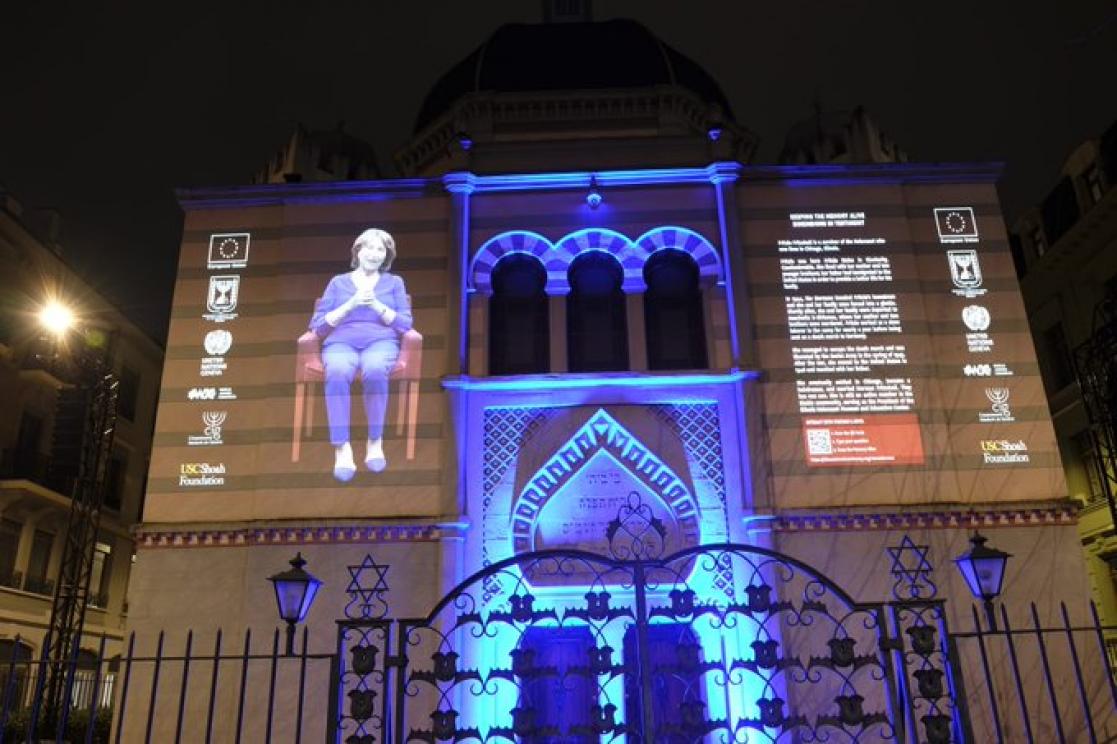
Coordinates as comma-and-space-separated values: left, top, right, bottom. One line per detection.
806, 428, 832, 455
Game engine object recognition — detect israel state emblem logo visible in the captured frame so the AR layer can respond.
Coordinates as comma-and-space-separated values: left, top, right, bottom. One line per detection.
947, 249, 984, 296
204, 276, 240, 322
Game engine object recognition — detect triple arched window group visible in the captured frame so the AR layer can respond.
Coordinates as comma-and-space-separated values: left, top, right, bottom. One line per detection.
474, 227, 720, 375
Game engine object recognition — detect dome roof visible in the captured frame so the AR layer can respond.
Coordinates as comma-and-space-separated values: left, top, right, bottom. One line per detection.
414, 19, 734, 133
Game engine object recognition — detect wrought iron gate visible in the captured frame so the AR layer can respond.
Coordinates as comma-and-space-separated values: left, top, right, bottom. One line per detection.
332, 498, 959, 744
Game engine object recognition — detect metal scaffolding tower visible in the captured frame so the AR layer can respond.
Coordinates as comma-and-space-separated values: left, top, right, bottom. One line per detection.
33, 338, 118, 733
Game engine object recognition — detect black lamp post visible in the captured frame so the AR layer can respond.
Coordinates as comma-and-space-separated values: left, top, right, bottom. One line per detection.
953, 532, 1011, 630
268, 552, 322, 655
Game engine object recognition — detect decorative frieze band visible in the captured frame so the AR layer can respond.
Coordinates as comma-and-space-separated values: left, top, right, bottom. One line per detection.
137, 524, 448, 549
766, 506, 1077, 533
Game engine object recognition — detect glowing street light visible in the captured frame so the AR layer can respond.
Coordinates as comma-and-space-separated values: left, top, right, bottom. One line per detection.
954, 531, 1011, 630
39, 300, 76, 336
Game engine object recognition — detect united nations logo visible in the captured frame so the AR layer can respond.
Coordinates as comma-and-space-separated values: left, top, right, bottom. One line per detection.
204, 329, 232, 356
962, 305, 991, 332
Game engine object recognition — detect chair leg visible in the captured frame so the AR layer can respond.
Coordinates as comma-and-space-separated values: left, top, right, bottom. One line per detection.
305, 382, 316, 436
292, 382, 305, 462
396, 379, 406, 434
406, 380, 419, 460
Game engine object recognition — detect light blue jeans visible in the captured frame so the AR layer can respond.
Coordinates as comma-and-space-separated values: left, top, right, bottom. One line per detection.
322, 340, 400, 445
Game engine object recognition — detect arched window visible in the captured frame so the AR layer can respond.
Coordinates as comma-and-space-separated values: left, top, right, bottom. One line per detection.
0, 639, 32, 709
567, 252, 628, 372
643, 250, 707, 370
489, 253, 549, 375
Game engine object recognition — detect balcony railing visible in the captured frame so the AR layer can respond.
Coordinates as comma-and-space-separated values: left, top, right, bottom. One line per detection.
0, 568, 56, 597
22, 574, 55, 597
0, 569, 23, 591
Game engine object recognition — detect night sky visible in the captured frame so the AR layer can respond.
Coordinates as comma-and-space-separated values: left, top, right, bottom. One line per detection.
2, 1, 1115, 344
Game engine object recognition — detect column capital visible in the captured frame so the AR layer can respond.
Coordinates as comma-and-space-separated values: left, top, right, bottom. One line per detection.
706, 161, 742, 185
442, 172, 477, 195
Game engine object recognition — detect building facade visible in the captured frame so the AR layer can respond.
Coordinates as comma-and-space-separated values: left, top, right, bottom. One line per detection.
0, 186, 163, 707
1012, 117, 1117, 629
122, 13, 1106, 743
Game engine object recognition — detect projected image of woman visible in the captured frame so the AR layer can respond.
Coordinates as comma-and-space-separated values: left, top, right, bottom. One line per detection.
309, 228, 412, 481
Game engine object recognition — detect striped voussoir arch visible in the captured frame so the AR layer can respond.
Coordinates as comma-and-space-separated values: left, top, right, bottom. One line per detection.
634, 226, 722, 286
470, 226, 721, 294
470, 231, 554, 294
554, 228, 643, 292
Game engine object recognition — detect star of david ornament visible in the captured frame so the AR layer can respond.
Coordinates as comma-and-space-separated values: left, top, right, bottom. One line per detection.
887, 535, 937, 600
345, 554, 391, 619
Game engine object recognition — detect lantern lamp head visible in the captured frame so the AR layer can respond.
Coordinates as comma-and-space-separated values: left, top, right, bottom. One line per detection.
268, 552, 322, 625
953, 532, 1011, 601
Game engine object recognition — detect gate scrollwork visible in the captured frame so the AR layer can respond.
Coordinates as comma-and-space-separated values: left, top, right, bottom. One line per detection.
334, 498, 960, 743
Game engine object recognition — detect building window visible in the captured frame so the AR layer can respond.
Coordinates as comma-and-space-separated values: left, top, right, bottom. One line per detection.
489, 253, 549, 375
1041, 323, 1075, 394
104, 451, 127, 512
89, 541, 112, 608
1031, 226, 1047, 258
0, 519, 22, 588
0, 640, 31, 710
1073, 430, 1107, 504
1085, 165, 1105, 206
117, 366, 140, 422
25, 529, 54, 594
643, 250, 707, 370
567, 252, 628, 372
13, 411, 44, 478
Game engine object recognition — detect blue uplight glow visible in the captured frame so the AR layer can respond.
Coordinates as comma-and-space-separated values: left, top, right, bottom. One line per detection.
443, 370, 755, 393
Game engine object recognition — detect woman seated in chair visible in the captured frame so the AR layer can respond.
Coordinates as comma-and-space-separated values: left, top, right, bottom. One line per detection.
309, 228, 412, 481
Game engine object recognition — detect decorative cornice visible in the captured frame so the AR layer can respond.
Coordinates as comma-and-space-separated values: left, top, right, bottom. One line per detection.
742, 161, 1004, 185
176, 178, 439, 211
175, 161, 1005, 211
136, 523, 458, 549
760, 506, 1077, 533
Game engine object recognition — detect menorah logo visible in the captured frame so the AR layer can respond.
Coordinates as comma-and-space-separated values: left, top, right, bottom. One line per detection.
979, 387, 1014, 423
202, 411, 227, 438
188, 410, 228, 446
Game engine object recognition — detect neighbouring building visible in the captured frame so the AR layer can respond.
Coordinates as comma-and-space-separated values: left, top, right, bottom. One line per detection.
1012, 117, 1117, 633
0, 185, 163, 709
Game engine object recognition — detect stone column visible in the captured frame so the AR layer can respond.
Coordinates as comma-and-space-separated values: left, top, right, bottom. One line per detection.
707, 162, 746, 368
549, 294, 568, 372
626, 293, 648, 371
442, 172, 477, 376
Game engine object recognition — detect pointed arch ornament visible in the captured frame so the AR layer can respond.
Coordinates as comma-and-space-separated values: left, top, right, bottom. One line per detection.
509, 408, 701, 568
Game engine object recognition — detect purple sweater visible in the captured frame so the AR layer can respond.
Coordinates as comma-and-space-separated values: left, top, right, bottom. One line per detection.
309, 272, 413, 348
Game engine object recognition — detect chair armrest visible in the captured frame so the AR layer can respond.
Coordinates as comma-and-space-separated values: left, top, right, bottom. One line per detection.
392, 329, 423, 379
296, 331, 322, 381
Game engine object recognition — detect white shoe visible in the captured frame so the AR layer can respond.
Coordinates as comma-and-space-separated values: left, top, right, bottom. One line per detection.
334, 443, 356, 482
365, 439, 387, 473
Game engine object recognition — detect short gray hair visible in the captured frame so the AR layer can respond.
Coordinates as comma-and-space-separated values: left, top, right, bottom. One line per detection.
350, 228, 397, 270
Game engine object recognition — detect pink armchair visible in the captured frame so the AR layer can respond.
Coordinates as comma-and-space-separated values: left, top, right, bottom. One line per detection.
291, 318, 423, 463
